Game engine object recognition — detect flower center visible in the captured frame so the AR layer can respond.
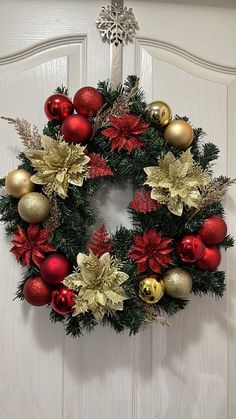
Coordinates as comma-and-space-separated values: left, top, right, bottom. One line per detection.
121, 127, 132, 137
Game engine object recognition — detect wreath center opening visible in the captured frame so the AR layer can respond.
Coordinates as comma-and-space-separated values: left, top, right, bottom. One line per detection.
89, 181, 133, 232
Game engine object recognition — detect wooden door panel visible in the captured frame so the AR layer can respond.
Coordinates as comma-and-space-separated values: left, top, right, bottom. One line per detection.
0, 41, 86, 419
0, 1, 236, 419
130, 34, 236, 419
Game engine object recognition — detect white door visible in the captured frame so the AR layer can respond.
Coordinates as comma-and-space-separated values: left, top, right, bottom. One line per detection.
0, 1, 236, 418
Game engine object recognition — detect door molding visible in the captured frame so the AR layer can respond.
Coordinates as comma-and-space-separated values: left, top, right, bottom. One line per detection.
135, 38, 236, 84
0, 35, 86, 65
0, 35, 87, 89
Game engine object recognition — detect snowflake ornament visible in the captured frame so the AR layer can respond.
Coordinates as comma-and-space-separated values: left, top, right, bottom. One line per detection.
96, 3, 138, 46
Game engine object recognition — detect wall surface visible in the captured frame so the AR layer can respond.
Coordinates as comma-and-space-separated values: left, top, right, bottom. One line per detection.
0, 1, 236, 418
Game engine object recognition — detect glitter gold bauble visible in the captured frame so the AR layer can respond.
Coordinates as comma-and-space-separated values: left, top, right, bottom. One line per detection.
146, 101, 172, 127
18, 192, 50, 224
162, 267, 192, 298
164, 119, 193, 149
5, 169, 35, 198
139, 277, 164, 304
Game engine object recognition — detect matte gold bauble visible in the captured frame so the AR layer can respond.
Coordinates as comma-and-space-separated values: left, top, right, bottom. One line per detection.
5, 169, 35, 198
162, 267, 192, 298
146, 101, 172, 127
139, 277, 164, 304
164, 119, 193, 149
18, 192, 50, 224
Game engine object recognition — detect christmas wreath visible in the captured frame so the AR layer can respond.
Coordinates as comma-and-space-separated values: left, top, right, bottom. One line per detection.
0, 76, 234, 336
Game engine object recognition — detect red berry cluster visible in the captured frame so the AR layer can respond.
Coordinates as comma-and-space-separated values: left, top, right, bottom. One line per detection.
44, 86, 104, 144
176, 215, 227, 270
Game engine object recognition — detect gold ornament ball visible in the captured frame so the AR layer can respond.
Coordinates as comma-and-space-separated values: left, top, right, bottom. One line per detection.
5, 169, 35, 198
146, 101, 172, 127
164, 119, 193, 149
139, 277, 164, 304
18, 192, 50, 224
162, 267, 192, 298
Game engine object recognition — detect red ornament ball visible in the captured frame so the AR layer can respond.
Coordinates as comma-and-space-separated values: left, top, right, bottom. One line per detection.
23, 277, 51, 306
61, 114, 92, 144
44, 94, 74, 121
73, 86, 104, 117
196, 246, 221, 271
176, 234, 205, 263
51, 285, 76, 315
199, 215, 227, 245
40, 254, 71, 285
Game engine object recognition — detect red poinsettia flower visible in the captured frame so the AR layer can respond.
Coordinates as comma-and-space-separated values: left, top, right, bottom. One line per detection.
11, 224, 56, 267
128, 229, 173, 273
101, 113, 149, 153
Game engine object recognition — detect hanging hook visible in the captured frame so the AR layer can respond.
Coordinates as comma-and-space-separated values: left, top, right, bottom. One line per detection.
96, 1, 138, 88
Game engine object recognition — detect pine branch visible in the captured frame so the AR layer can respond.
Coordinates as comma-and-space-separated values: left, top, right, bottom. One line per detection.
92, 77, 141, 135
157, 294, 189, 316
43, 120, 62, 139
54, 85, 69, 96
191, 269, 225, 297
199, 142, 220, 170
219, 234, 234, 249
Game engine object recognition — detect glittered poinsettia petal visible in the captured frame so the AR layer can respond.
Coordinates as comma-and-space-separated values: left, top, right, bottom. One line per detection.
10, 224, 56, 267
108, 115, 122, 130
36, 228, 52, 244
102, 113, 149, 153
131, 123, 149, 135
13, 226, 27, 242
26, 136, 90, 198
27, 224, 40, 241
144, 149, 210, 216
129, 229, 173, 274
64, 251, 129, 320
148, 258, 161, 273
101, 127, 118, 139
136, 261, 148, 272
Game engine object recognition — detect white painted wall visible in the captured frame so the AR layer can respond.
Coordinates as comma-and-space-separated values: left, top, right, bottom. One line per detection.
0, 1, 236, 418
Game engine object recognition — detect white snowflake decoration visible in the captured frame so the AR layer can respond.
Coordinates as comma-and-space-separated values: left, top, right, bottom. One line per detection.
96, 3, 138, 46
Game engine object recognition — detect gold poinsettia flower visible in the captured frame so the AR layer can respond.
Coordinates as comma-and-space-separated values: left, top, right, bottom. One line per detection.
25, 136, 90, 199
144, 149, 210, 216
63, 252, 129, 321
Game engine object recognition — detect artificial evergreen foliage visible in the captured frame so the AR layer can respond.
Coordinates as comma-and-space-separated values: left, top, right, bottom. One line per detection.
0, 75, 233, 337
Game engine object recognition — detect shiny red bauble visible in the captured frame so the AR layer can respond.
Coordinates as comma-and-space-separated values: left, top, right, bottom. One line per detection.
23, 277, 51, 306
73, 86, 104, 117
40, 254, 71, 285
51, 285, 76, 315
44, 94, 74, 121
176, 234, 205, 263
196, 246, 221, 271
61, 114, 92, 143
199, 215, 227, 245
